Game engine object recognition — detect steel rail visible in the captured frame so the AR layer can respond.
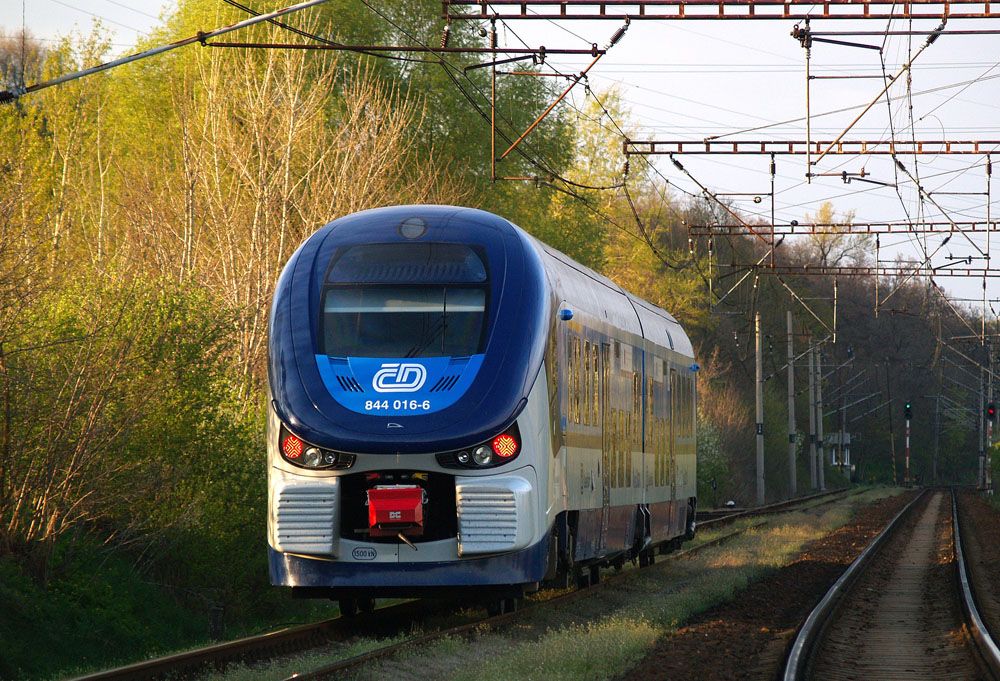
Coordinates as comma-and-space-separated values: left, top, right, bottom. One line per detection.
67, 598, 455, 681
697, 487, 851, 526
281, 522, 768, 681
782, 489, 927, 681
953, 491, 1000, 677
74, 488, 854, 681
283, 487, 858, 680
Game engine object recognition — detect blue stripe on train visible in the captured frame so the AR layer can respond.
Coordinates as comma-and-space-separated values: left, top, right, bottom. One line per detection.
269, 534, 550, 588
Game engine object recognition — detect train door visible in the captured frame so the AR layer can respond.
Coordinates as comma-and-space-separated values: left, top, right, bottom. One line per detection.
599, 342, 611, 550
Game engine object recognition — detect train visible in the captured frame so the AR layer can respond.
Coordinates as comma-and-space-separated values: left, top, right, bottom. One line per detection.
267, 205, 698, 614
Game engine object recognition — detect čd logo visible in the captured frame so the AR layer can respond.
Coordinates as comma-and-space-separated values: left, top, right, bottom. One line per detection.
372, 362, 427, 393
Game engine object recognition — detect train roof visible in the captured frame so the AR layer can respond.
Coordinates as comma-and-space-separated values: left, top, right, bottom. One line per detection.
527, 235, 695, 360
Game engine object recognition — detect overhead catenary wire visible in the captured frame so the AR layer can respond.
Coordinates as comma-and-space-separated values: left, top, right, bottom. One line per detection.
46, 0, 146, 35
0, 0, 332, 102
489, 14, 706, 272
352, 0, 664, 256
219, 0, 437, 63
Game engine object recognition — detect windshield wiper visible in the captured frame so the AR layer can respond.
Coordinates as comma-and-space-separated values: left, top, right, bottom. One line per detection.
404, 316, 447, 358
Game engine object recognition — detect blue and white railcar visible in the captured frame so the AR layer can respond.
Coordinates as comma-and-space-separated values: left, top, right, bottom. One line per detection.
267, 205, 697, 608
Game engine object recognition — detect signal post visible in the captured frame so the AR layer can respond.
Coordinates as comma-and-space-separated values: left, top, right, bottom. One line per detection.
904, 401, 912, 486
987, 402, 996, 491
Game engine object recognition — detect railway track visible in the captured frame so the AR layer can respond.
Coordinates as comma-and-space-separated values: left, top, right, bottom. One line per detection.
69, 487, 850, 681
783, 488, 1000, 681
696, 487, 851, 525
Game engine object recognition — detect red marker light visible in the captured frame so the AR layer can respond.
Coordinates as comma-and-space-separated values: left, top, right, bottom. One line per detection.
492, 433, 519, 459
282, 434, 304, 459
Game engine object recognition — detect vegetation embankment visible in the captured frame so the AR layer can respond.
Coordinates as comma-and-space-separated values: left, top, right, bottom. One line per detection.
0, 2, 985, 677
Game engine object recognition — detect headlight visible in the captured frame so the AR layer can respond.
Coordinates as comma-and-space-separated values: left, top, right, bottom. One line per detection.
278, 425, 355, 470
302, 447, 324, 467
435, 423, 522, 469
472, 446, 492, 465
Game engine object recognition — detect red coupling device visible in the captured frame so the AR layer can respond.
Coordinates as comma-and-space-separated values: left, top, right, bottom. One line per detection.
367, 485, 425, 537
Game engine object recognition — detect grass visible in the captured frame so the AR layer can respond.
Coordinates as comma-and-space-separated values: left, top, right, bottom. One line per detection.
196, 485, 902, 681
195, 633, 412, 681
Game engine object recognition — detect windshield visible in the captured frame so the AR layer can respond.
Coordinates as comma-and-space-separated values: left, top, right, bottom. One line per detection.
322, 286, 486, 358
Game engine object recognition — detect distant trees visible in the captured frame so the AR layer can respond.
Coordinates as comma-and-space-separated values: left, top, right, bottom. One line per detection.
0, 29, 44, 92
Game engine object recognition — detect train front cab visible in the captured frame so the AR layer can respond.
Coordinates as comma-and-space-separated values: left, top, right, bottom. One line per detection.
266, 207, 557, 604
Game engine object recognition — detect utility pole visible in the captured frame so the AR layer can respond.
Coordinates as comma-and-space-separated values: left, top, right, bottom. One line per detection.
980, 366, 986, 489
933, 394, 940, 484
808, 341, 818, 489
787, 311, 797, 497
989, 345, 994, 491
816, 350, 826, 490
756, 311, 765, 505
840, 393, 847, 473
885, 361, 897, 486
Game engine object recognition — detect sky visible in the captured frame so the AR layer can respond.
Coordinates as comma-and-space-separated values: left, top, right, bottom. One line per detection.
2, 0, 999, 314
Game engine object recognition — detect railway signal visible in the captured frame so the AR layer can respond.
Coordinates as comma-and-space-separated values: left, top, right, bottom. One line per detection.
904, 401, 913, 420
988, 403, 996, 420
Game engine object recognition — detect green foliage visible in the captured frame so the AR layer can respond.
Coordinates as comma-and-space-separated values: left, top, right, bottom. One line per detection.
696, 414, 730, 507
0, 8, 586, 676
0, 542, 203, 680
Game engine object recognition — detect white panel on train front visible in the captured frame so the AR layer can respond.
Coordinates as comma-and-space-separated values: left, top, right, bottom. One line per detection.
271, 480, 339, 556
456, 473, 536, 556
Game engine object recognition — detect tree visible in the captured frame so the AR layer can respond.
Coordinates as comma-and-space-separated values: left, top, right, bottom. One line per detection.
803, 201, 870, 267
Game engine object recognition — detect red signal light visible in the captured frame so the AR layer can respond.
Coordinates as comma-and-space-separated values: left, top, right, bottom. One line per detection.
492, 433, 519, 459
282, 434, 304, 459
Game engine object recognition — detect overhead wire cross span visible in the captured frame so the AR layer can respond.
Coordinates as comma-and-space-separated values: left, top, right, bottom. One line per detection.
443, 0, 1000, 21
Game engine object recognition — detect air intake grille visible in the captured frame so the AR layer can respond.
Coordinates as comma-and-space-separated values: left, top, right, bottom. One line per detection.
430, 375, 461, 392
335, 375, 364, 392
274, 484, 337, 555
457, 486, 518, 554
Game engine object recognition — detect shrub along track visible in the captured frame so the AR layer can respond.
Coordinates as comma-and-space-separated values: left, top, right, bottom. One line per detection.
68, 489, 851, 681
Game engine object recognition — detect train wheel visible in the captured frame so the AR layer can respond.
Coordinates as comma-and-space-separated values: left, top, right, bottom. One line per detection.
552, 566, 572, 590
358, 597, 376, 615
338, 598, 359, 618
685, 508, 697, 540
486, 597, 519, 617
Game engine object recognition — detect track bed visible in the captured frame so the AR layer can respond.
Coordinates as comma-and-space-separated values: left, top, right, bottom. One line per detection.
808, 491, 989, 680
